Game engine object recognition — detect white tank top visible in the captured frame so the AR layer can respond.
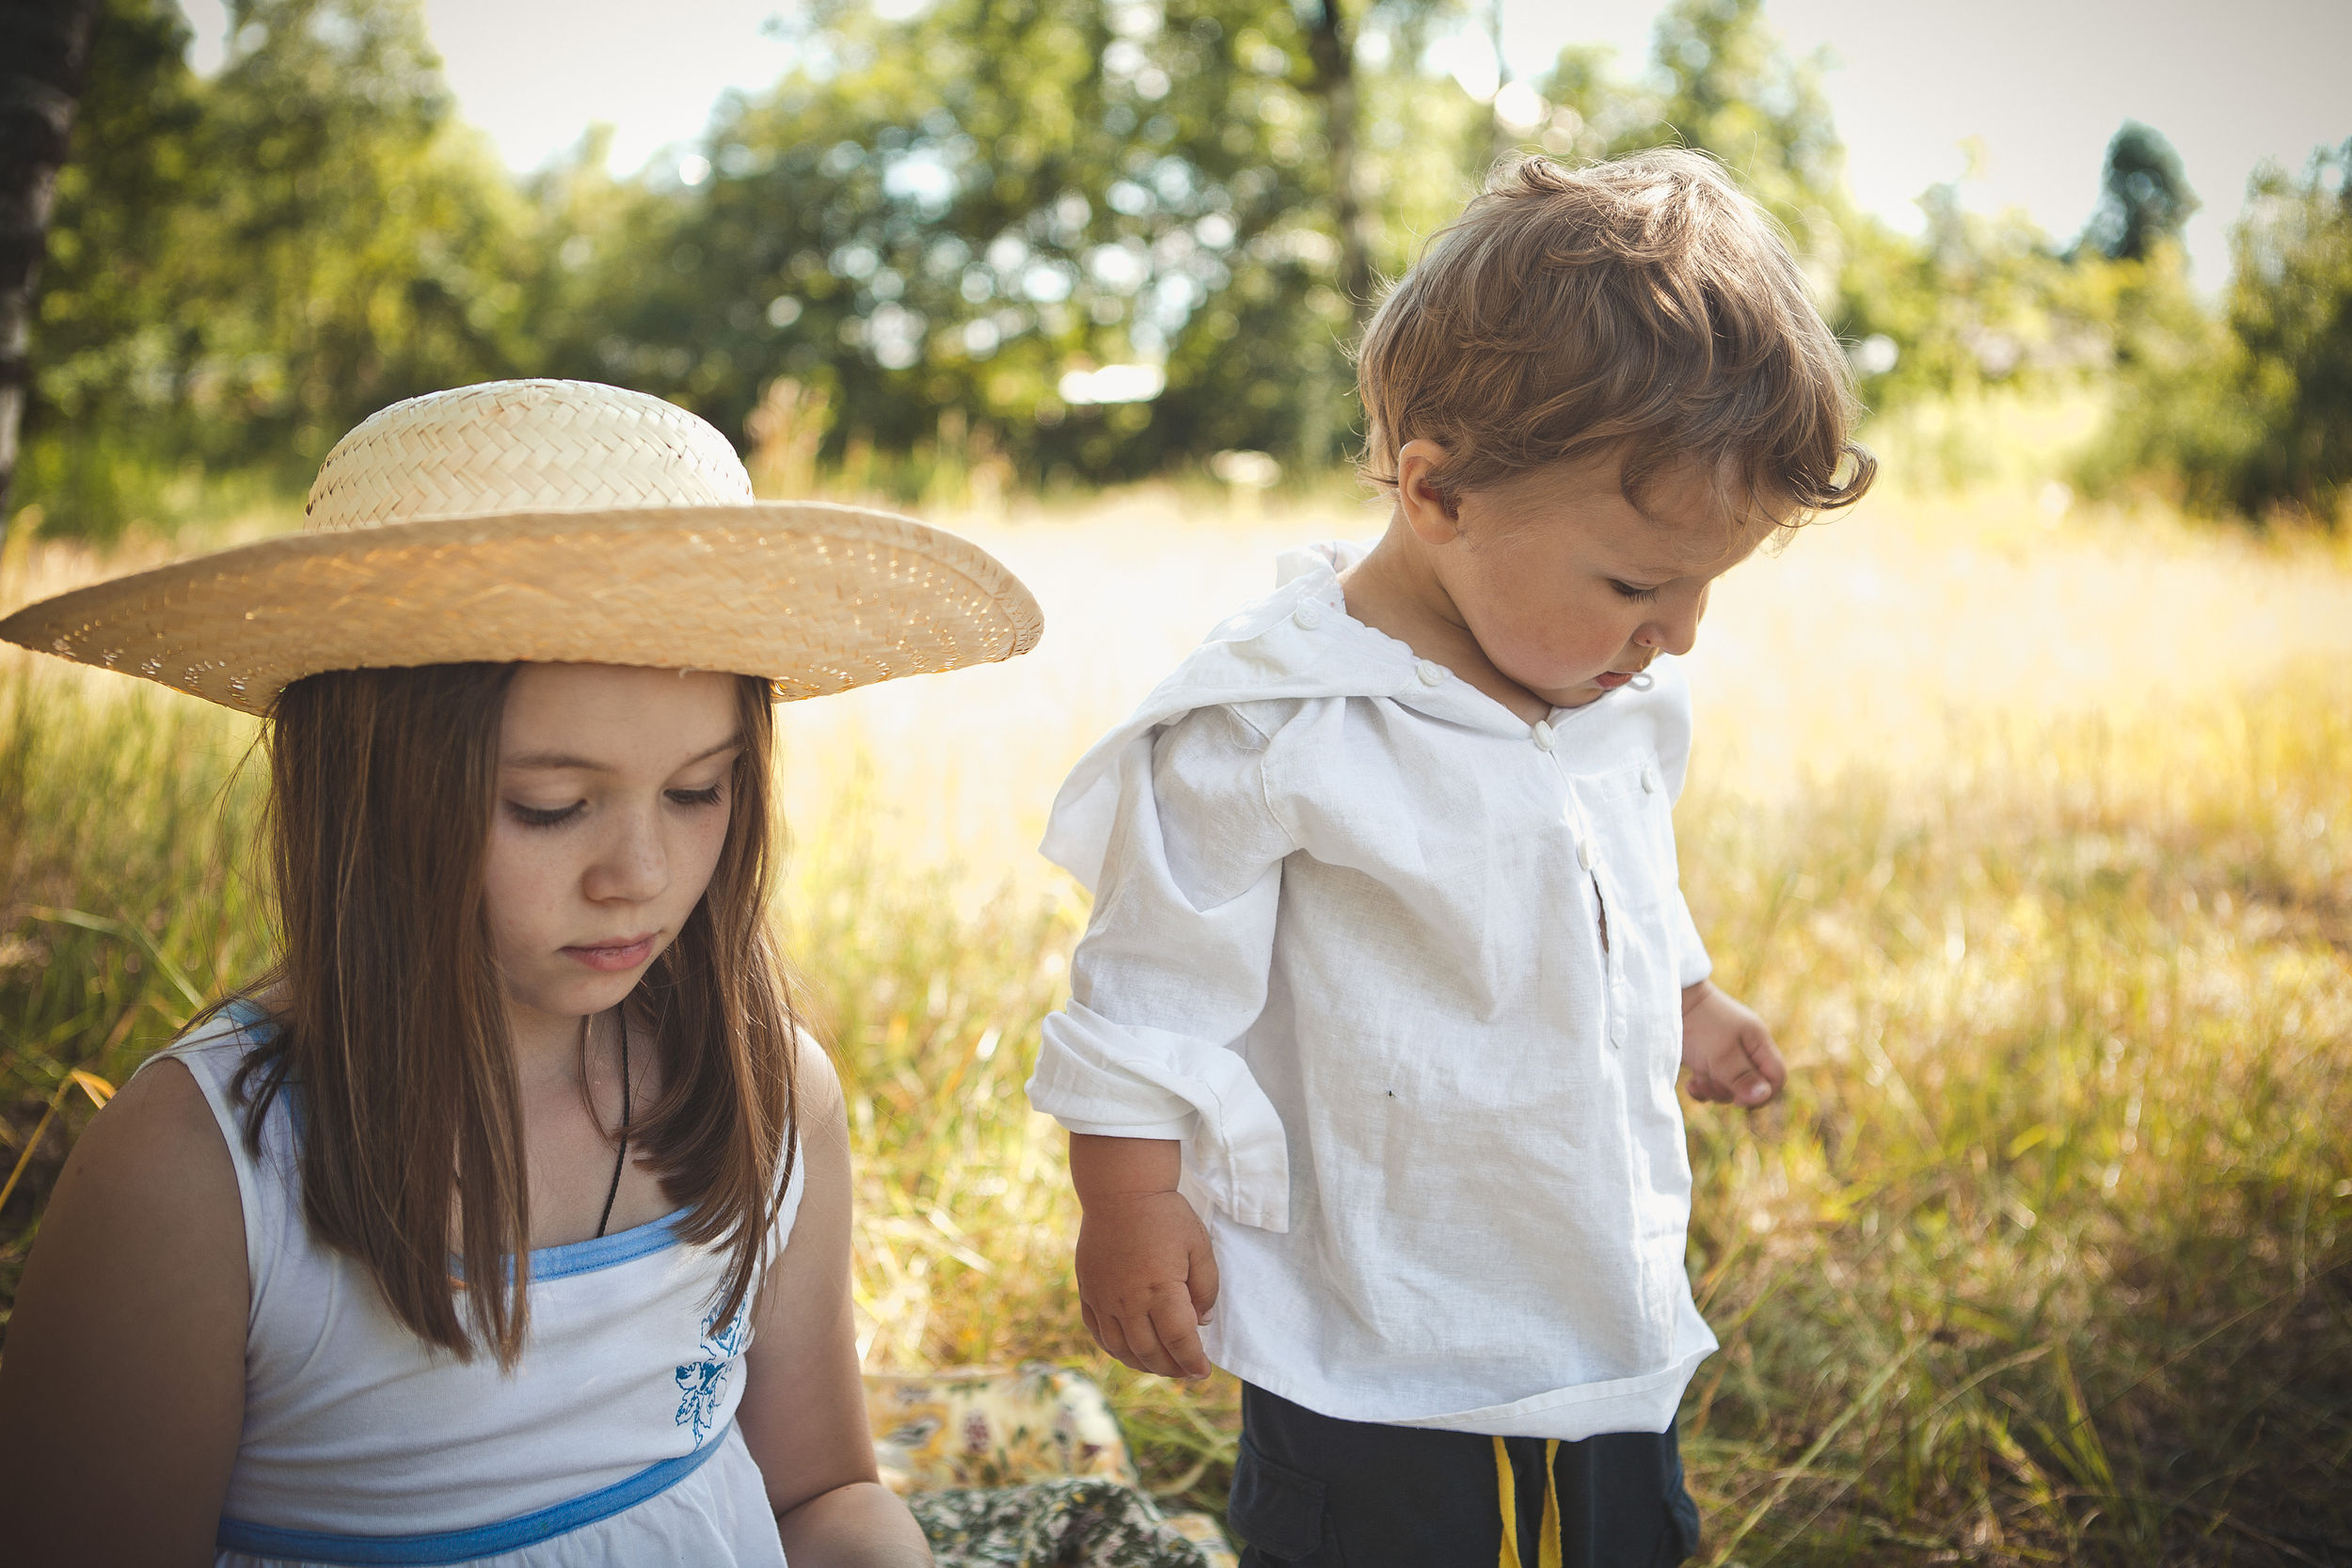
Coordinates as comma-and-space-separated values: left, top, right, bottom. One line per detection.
151, 1002, 804, 1567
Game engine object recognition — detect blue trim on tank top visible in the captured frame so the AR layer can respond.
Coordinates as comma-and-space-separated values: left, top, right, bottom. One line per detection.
529, 1208, 688, 1278
215, 1425, 732, 1564
209, 1000, 690, 1282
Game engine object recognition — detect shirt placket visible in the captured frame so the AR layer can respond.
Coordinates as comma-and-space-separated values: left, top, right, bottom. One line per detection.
1533, 719, 1631, 1049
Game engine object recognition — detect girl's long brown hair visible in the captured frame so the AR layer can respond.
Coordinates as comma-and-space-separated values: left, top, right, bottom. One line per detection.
233, 664, 798, 1367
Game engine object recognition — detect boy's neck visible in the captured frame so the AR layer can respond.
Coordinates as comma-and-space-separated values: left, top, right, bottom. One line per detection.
1338, 517, 1561, 727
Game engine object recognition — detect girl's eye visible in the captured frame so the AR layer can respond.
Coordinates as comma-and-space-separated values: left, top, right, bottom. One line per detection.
666, 784, 724, 809
1609, 579, 1661, 602
507, 800, 584, 830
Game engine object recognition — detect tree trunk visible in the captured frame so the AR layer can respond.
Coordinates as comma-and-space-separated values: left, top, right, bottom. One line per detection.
0, 0, 100, 555
1303, 0, 1376, 324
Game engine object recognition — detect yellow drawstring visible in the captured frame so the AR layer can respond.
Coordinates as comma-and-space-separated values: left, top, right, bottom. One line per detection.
1493, 1437, 1518, 1568
1494, 1437, 1565, 1568
1539, 1439, 1563, 1568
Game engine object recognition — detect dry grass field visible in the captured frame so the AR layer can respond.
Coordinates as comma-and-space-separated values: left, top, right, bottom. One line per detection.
3, 469, 2349, 1563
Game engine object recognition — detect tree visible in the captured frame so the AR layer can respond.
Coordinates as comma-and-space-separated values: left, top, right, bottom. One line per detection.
2083, 141, 2352, 524
0, 0, 99, 550
565, 0, 1462, 484
2079, 121, 2198, 264
2225, 140, 2352, 517
24, 0, 539, 536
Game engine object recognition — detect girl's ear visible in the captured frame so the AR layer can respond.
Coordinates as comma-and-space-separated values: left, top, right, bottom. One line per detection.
1394, 439, 1463, 546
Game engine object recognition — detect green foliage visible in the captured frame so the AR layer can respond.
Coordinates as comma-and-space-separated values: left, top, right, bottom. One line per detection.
2224, 142, 2352, 517
562, 0, 1472, 481
1525, 0, 2122, 414
2087, 142, 2352, 524
2079, 121, 2199, 264
13, 0, 2332, 528
26, 0, 537, 536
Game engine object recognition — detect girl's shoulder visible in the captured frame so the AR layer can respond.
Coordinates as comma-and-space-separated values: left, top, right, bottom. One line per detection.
30, 1019, 251, 1305
158, 995, 279, 1059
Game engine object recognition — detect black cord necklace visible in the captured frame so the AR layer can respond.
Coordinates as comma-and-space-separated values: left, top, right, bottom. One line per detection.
593, 1007, 631, 1239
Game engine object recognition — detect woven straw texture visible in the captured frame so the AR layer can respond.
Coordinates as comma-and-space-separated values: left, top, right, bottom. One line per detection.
0, 380, 1043, 714
306, 380, 755, 529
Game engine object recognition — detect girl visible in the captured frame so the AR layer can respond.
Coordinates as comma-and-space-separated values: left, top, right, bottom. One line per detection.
0, 380, 1042, 1567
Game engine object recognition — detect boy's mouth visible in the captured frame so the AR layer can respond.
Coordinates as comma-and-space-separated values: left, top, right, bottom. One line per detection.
564, 933, 657, 972
1592, 671, 1636, 690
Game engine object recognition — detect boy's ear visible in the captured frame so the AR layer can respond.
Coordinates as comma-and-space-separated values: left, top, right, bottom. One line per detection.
1394, 440, 1463, 546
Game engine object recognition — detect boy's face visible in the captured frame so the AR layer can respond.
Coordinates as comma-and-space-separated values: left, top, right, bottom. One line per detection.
1406, 444, 1772, 710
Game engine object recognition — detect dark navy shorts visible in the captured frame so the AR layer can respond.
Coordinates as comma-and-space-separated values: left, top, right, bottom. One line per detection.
1228, 1383, 1701, 1568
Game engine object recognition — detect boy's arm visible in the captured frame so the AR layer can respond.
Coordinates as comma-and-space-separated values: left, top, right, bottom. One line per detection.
1680, 979, 1786, 1106
1068, 1133, 1220, 1381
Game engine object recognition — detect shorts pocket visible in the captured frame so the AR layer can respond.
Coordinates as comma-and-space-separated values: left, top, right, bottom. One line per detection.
1227, 1432, 1334, 1563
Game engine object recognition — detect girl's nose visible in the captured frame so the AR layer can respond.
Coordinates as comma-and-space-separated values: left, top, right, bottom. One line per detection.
586, 811, 670, 904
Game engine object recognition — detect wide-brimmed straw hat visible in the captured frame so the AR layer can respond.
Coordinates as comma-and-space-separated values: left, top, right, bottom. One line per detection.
0, 379, 1043, 714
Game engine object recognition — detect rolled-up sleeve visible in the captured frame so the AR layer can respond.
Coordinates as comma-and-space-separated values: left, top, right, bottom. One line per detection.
1029, 705, 1295, 1232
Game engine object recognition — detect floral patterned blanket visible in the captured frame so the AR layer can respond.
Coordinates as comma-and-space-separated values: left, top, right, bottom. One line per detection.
865, 1362, 1233, 1568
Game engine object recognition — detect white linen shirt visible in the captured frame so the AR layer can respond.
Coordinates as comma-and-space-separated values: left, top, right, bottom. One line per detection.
1027, 543, 1720, 1441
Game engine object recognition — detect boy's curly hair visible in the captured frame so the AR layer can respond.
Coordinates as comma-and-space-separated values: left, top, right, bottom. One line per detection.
1357, 149, 1875, 525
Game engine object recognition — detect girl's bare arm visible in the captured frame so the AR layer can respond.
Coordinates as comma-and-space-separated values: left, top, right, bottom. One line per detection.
0, 1059, 247, 1567
735, 1038, 932, 1566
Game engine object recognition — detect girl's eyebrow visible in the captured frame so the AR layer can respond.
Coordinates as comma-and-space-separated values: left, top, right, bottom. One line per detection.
504, 734, 744, 772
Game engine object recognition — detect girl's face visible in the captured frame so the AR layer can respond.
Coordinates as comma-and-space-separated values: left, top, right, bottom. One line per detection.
483, 664, 742, 1030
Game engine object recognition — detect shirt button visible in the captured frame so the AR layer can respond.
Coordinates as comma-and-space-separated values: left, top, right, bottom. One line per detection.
1415, 659, 1446, 687
1532, 720, 1556, 751
1293, 602, 1325, 631
1641, 763, 1660, 793
1578, 838, 1596, 871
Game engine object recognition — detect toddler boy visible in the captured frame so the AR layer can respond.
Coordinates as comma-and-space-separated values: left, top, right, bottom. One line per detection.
1027, 150, 1874, 1566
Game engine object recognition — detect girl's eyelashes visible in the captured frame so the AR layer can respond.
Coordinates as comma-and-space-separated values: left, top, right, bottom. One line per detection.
500, 783, 725, 827
1608, 579, 1662, 602
507, 800, 585, 830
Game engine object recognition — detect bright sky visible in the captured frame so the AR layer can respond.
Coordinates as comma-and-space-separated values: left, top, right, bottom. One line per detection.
177, 0, 2348, 288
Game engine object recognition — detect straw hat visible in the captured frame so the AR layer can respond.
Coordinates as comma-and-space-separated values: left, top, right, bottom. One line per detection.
0, 380, 1043, 714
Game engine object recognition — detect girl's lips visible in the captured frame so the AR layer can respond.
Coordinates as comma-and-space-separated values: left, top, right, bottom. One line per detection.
564, 934, 656, 973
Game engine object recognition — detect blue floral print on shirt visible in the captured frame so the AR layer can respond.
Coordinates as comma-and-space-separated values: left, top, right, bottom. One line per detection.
675, 1304, 752, 1443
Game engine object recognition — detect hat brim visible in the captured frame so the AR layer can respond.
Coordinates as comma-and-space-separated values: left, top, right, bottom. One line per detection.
0, 501, 1044, 715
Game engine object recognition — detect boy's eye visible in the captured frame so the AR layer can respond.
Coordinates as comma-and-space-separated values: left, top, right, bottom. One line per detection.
507, 800, 585, 829
1608, 579, 1661, 602
666, 784, 725, 808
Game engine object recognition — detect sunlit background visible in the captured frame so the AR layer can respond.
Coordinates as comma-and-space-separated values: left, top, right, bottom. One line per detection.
4, 1, 2349, 1560
174, 0, 2352, 289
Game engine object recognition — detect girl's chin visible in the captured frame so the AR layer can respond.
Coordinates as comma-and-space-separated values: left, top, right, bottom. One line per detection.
506, 972, 645, 1026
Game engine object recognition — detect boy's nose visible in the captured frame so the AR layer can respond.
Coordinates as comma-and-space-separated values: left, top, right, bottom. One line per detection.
1638, 584, 1708, 657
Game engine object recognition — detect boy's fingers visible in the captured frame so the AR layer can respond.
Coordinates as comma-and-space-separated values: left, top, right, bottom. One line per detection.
1187, 1237, 1221, 1323
1124, 1306, 1192, 1379
1725, 1026, 1784, 1106
1091, 1305, 1151, 1374
1147, 1295, 1212, 1380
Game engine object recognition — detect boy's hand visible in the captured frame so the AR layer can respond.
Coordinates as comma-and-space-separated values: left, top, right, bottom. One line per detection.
1679, 980, 1786, 1107
1068, 1135, 1218, 1381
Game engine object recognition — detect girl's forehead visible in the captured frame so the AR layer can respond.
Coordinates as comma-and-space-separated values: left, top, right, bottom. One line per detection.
500, 664, 740, 762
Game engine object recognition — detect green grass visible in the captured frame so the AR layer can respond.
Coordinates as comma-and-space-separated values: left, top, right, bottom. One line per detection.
3, 648, 2347, 1562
